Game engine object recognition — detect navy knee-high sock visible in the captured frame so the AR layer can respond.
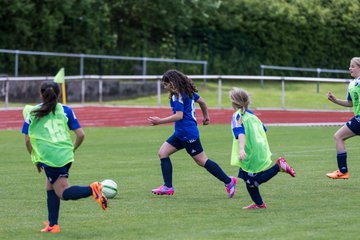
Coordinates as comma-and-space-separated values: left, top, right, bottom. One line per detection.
256, 164, 280, 184
62, 186, 92, 200
160, 157, 173, 187
337, 152, 348, 173
246, 184, 263, 205
204, 159, 231, 184
47, 190, 60, 227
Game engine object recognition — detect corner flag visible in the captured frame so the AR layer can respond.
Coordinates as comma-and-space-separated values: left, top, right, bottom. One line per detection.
54, 68, 67, 104
54, 68, 65, 83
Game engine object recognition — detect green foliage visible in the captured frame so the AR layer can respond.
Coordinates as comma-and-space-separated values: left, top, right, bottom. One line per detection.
2, 126, 360, 239
1, 0, 360, 76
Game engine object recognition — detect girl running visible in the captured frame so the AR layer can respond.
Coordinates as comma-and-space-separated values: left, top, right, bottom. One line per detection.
22, 81, 108, 233
229, 87, 296, 209
148, 69, 237, 197
326, 57, 360, 179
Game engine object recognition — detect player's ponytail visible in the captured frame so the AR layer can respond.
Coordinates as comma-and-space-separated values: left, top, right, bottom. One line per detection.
229, 87, 250, 115
32, 82, 60, 119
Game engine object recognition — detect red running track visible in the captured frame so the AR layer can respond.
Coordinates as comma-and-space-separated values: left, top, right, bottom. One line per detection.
0, 106, 353, 130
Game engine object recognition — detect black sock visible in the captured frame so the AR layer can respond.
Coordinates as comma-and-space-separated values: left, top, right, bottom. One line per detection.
160, 157, 173, 187
256, 164, 280, 184
204, 159, 231, 184
337, 152, 348, 173
62, 186, 92, 200
246, 184, 263, 205
47, 190, 60, 227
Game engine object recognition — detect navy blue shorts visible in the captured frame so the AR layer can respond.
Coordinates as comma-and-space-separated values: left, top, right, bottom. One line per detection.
238, 168, 260, 187
346, 116, 360, 135
166, 134, 204, 156
37, 162, 72, 184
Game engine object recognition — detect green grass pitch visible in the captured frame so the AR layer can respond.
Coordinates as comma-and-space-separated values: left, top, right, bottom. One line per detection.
1, 125, 360, 239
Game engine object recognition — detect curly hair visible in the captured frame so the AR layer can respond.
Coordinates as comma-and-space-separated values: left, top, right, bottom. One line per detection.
162, 70, 198, 98
32, 81, 60, 119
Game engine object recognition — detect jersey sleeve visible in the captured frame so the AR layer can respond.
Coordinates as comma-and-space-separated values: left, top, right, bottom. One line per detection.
63, 106, 81, 130
347, 83, 352, 101
231, 112, 245, 139
347, 91, 352, 101
171, 95, 184, 112
21, 116, 30, 134
193, 92, 200, 102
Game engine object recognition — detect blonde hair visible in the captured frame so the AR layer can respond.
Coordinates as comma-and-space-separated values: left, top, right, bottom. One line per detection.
229, 87, 250, 113
351, 57, 360, 67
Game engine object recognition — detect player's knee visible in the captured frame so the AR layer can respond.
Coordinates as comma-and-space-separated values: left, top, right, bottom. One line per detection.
158, 151, 168, 159
245, 180, 259, 188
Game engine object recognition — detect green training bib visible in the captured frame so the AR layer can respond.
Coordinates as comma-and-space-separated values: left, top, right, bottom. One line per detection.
28, 103, 74, 167
231, 110, 272, 173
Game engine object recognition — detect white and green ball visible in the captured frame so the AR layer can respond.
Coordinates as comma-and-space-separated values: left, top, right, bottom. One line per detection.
101, 179, 118, 199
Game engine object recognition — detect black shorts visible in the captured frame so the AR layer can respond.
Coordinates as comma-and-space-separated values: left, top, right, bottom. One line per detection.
346, 116, 360, 135
238, 168, 260, 187
37, 162, 72, 184
166, 134, 204, 156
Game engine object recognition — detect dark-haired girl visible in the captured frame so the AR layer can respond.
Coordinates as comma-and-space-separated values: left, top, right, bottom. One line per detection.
148, 70, 237, 197
22, 81, 107, 233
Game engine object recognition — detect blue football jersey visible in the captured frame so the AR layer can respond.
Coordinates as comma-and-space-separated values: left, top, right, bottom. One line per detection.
170, 92, 200, 141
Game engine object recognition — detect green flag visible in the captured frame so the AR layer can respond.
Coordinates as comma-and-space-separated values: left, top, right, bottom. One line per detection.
54, 68, 65, 83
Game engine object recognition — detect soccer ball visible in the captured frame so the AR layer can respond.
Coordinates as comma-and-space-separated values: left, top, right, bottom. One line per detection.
101, 179, 118, 199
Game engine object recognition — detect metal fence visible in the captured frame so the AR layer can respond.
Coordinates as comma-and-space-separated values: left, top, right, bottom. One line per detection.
260, 65, 349, 93
0, 49, 208, 77
0, 75, 351, 109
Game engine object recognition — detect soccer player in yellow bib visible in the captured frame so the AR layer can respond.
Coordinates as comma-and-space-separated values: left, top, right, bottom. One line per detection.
229, 87, 296, 209
22, 82, 108, 233
326, 57, 360, 179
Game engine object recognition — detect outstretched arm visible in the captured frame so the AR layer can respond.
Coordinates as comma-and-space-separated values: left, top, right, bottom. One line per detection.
148, 111, 183, 125
327, 91, 353, 107
196, 97, 210, 125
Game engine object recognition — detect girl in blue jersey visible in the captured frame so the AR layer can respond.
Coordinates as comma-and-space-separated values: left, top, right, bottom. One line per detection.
326, 57, 360, 179
148, 69, 237, 197
22, 82, 107, 233
229, 87, 296, 209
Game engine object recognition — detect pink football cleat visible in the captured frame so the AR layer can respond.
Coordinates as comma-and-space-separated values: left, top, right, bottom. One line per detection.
225, 177, 237, 198
242, 202, 267, 209
276, 157, 296, 177
151, 185, 174, 195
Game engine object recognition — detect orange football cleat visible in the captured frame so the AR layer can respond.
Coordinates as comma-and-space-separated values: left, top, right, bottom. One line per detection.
41, 223, 60, 233
326, 170, 350, 179
90, 182, 108, 210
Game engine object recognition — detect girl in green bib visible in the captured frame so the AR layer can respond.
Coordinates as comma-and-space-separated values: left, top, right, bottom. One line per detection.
229, 87, 296, 209
326, 57, 360, 179
22, 82, 108, 233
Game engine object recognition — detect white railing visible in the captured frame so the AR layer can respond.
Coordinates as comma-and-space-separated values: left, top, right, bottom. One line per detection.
0, 75, 352, 108
0, 49, 207, 77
